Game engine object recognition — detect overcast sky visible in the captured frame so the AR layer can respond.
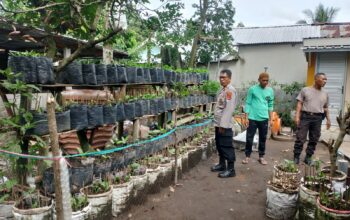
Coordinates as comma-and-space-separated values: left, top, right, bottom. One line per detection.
148, 0, 350, 27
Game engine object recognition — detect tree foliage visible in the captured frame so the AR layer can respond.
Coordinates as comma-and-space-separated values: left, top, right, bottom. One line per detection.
299, 3, 339, 24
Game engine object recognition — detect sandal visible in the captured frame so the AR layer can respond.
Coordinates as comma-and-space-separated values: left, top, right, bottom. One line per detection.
242, 157, 250, 164
258, 158, 268, 165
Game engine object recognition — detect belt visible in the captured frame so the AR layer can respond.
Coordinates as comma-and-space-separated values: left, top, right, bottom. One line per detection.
302, 111, 323, 116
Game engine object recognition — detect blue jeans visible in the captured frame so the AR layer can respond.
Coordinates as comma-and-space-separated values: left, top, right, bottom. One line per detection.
245, 119, 268, 158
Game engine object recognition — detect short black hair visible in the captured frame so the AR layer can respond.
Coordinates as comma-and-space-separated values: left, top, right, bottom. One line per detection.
220, 69, 232, 79
315, 72, 326, 79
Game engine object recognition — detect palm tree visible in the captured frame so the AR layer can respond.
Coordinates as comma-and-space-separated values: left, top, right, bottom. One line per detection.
298, 3, 340, 24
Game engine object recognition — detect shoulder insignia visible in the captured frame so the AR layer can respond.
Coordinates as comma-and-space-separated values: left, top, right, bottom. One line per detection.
226, 91, 232, 100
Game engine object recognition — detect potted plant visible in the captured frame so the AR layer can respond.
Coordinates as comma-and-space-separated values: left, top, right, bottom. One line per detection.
123, 96, 136, 120
116, 66, 128, 83
129, 162, 147, 204
12, 188, 53, 219
95, 63, 107, 85
81, 61, 97, 85
111, 170, 132, 217
36, 56, 55, 85
0, 176, 19, 219
80, 179, 112, 219
70, 193, 91, 220
68, 157, 95, 193
103, 100, 117, 125
266, 159, 300, 219
8, 53, 38, 83
68, 101, 88, 131
316, 191, 350, 219
61, 61, 84, 85
106, 64, 118, 84
93, 154, 112, 179
87, 100, 104, 128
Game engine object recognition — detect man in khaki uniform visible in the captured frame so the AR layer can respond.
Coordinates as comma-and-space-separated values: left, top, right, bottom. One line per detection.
211, 69, 237, 178
293, 72, 331, 165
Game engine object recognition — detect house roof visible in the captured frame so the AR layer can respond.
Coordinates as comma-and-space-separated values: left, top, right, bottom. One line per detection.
232, 25, 321, 45
0, 18, 129, 58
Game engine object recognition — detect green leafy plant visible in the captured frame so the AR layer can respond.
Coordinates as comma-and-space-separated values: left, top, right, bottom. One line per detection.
320, 191, 350, 211
0, 177, 17, 203
200, 80, 220, 96
278, 159, 298, 173
90, 180, 110, 194
110, 136, 129, 146
71, 194, 89, 212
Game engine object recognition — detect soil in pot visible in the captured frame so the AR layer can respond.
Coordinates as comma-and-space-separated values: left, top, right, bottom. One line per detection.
82, 63, 97, 85
103, 105, 117, 125
117, 66, 128, 83
95, 64, 107, 85
107, 64, 118, 84
87, 105, 104, 128
36, 57, 55, 84
124, 102, 135, 120
69, 104, 88, 131
126, 67, 137, 84
115, 103, 126, 122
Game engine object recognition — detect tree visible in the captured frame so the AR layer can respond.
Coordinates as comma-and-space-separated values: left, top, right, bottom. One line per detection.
0, 0, 153, 73
237, 22, 245, 27
299, 3, 339, 24
188, 0, 235, 67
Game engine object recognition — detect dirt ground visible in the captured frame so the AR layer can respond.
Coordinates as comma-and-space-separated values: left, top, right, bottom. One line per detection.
119, 138, 330, 220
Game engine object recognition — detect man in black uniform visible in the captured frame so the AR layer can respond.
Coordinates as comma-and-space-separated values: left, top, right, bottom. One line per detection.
211, 69, 237, 178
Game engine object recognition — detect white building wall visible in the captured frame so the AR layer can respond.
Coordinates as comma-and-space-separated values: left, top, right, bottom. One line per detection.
209, 43, 308, 88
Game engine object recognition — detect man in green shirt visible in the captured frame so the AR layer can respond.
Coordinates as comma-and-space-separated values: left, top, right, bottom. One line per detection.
242, 72, 274, 165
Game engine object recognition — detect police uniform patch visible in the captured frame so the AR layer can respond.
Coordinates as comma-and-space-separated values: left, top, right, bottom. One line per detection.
226, 91, 232, 100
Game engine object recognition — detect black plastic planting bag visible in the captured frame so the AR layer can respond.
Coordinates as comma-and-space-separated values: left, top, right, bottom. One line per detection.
115, 103, 126, 121
111, 153, 125, 171
171, 71, 176, 84
70, 163, 93, 190
87, 105, 104, 127
136, 67, 144, 83
171, 97, 178, 109
69, 104, 88, 131
64, 62, 83, 84
123, 147, 136, 166
29, 112, 49, 136
157, 97, 165, 113
107, 64, 118, 84
149, 68, 158, 83
82, 64, 97, 85
103, 105, 116, 125
164, 70, 172, 84
165, 98, 172, 111
56, 110, 71, 132
143, 68, 151, 83
36, 57, 55, 84
149, 99, 158, 115
126, 67, 137, 83
93, 158, 112, 178
141, 99, 150, 116
43, 167, 72, 194
117, 66, 128, 83
124, 102, 135, 120
95, 64, 107, 85
134, 101, 143, 118
157, 68, 165, 83
8, 56, 37, 83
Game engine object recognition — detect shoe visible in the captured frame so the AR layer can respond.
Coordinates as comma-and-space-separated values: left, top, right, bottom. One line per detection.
294, 157, 300, 165
304, 155, 312, 165
218, 169, 236, 178
211, 164, 225, 172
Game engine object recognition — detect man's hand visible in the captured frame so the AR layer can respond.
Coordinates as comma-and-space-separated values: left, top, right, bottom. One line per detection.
218, 127, 225, 134
295, 115, 300, 127
326, 120, 331, 130
269, 119, 274, 127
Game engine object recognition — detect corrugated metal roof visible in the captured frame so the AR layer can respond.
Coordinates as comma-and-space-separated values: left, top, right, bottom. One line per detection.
232, 25, 321, 45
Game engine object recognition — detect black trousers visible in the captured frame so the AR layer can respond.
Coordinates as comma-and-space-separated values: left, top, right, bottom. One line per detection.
293, 112, 322, 158
215, 127, 235, 169
245, 119, 268, 158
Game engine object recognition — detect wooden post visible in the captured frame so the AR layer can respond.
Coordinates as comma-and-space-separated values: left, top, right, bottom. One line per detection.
0, 89, 13, 116
47, 97, 72, 220
117, 121, 124, 139
133, 119, 140, 141
173, 110, 179, 185
199, 105, 204, 114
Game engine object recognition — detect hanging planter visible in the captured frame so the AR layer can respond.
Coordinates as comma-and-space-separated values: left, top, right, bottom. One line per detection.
143, 68, 151, 83
149, 99, 158, 115
107, 64, 118, 84
95, 64, 107, 85
149, 68, 158, 83
116, 66, 128, 83
124, 102, 135, 120
93, 157, 112, 178
69, 157, 95, 193
82, 63, 97, 85
103, 105, 116, 125
63, 62, 84, 84
115, 103, 126, 122
126, 67, 137, 84
80, 180, 112, 219
36, 57, 55, 84
12, 195, 53, 220
87, 105, 104, 128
